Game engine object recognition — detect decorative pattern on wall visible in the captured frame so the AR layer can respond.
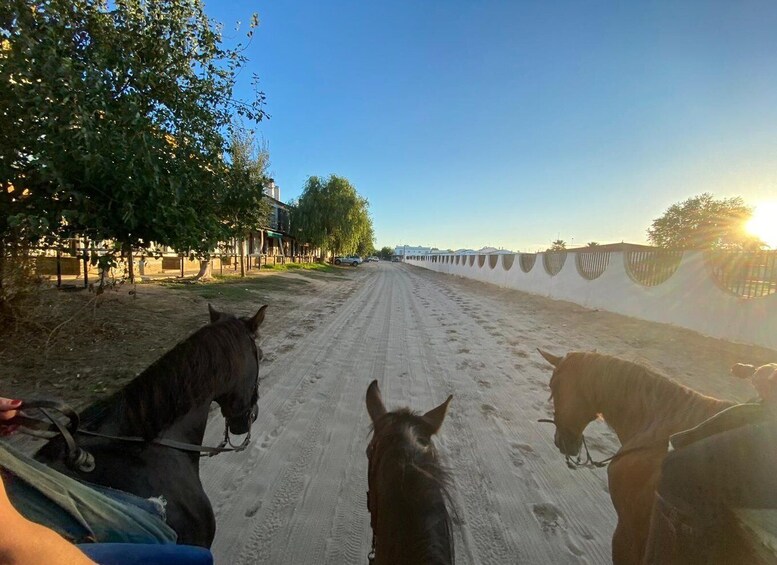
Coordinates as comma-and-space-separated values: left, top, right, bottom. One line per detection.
575, 251, 610, 281
519, 254, 536, 273
706, 250, 777, 298
543, 251, 567, 276
624, 248, 683, 287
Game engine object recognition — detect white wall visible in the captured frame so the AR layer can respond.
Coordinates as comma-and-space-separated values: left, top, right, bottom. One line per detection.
406, 251, 777, 351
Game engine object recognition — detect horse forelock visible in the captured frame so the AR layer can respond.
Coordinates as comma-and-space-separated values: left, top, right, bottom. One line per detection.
370, 410, 455, 564
81, 317, 257, 438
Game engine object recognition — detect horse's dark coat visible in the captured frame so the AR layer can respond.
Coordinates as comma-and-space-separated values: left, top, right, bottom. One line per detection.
366, 380, 455, 565
35, 304, 267, 547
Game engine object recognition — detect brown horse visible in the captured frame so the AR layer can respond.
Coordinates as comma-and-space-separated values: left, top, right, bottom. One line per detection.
538, 350, 733, 565
365, 380, 455, 565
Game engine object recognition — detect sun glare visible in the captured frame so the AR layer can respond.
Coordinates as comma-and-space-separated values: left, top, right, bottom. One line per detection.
746, 202, 777, 249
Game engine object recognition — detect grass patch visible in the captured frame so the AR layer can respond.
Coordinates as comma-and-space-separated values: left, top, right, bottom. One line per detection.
257, 262, 337, 273
162, 273, 310, 301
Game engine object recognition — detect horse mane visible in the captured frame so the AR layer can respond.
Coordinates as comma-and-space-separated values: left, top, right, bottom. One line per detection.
371, 409, 455, 565
561, 352, 734, 438
79, 317, 255, 439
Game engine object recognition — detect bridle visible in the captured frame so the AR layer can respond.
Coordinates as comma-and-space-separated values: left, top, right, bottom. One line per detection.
7, 399, 256, 473
538, 418, 667, 469
4, 334, 263, 473
365, 438, 379, 565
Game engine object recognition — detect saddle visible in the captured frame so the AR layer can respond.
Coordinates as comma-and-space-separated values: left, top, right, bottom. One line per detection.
669, 403, 771, 451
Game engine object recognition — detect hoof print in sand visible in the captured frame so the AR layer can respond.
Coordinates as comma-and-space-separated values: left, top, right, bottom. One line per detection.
532, 502, 564, 533
244, 501, 262, 517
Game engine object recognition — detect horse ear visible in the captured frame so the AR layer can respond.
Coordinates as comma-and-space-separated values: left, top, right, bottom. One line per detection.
538, 349, 563, 368
248, 305, 268, 334
421, 395, 453, 435
731, 363, 756, 380
208, 303, 224, 323
366, 380, 387, 423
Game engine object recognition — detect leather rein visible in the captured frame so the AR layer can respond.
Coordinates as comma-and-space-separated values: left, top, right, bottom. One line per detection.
5, 399, 253, 473
537, 418, 666, 469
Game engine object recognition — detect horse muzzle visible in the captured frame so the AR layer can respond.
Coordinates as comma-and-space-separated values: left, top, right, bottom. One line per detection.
227, 404, 258, 436
555, 428, 583, 457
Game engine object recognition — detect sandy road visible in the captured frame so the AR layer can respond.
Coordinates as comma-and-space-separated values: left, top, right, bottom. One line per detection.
200, 262, 772, 564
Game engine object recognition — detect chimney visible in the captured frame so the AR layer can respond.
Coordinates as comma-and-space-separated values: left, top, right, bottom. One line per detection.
264, 178, 280, 201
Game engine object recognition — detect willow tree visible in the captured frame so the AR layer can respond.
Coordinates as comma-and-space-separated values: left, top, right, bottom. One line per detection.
290, 175, 373, 256
0, 0, 267, 289
220, 125, 272, 276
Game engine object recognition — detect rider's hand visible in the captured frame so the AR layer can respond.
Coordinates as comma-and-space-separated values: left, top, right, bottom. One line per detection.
0, 397, 22, 436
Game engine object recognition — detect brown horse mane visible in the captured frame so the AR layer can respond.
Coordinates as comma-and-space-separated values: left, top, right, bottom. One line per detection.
559, 352, 734, 441
79, 317, 257, 439
370, 408, 455, 565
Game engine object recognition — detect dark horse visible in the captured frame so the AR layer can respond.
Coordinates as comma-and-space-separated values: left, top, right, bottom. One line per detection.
538, 350, 733, 565
365, 380, 455, 565
35, 304, 268, 548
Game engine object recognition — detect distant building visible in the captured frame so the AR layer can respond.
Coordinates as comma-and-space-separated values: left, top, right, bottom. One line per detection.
394, 245, 432, 257
242, 179, 306, 260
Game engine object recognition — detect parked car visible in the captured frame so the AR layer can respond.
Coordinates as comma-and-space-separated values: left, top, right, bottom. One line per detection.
391, 256, 402, 262
334, 256, 362, 266
366, 256, 379, 262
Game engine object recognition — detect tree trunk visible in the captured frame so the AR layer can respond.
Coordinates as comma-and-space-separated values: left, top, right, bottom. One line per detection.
0, 236, 6, 298
259, 231, 264, 270
240, 238, 245, 277
194, 259, 210, 280
0, 237, 7, 319
82, 238, 89, 289
56, 248, 62, 288
125, 243, 134, 284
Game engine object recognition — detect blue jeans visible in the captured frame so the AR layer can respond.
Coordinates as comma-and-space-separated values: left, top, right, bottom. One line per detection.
78, 543, 213, 564
0, 441, 176, 544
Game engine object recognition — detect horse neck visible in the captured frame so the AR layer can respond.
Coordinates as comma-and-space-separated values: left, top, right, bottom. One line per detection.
581, 362, 731, 445
375, 452, 453, 565
95, 354, 229, 442
159, 402, 213, 446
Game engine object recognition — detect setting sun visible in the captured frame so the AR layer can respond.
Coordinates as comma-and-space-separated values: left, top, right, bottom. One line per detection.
746, 202, 777, 249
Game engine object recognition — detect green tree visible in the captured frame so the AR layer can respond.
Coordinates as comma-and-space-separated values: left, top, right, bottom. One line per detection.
586, 242, 600, 248
377, 246, 394, 260
290, 175, 373, 256
547, 239, 567, 251
356, 222, 375, 257
0, 0, 266, 287
647, 193, 761, 249
220, 125, 271, 276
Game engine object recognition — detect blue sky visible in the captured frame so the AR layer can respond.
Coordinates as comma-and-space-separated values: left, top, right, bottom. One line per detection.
205, 1, 777, 252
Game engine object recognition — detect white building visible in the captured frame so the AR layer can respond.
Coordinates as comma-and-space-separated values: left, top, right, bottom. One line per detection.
394, 245, 433, 257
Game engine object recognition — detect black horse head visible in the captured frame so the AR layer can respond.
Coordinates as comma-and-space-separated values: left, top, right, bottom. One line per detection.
208, 304, 267, 436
